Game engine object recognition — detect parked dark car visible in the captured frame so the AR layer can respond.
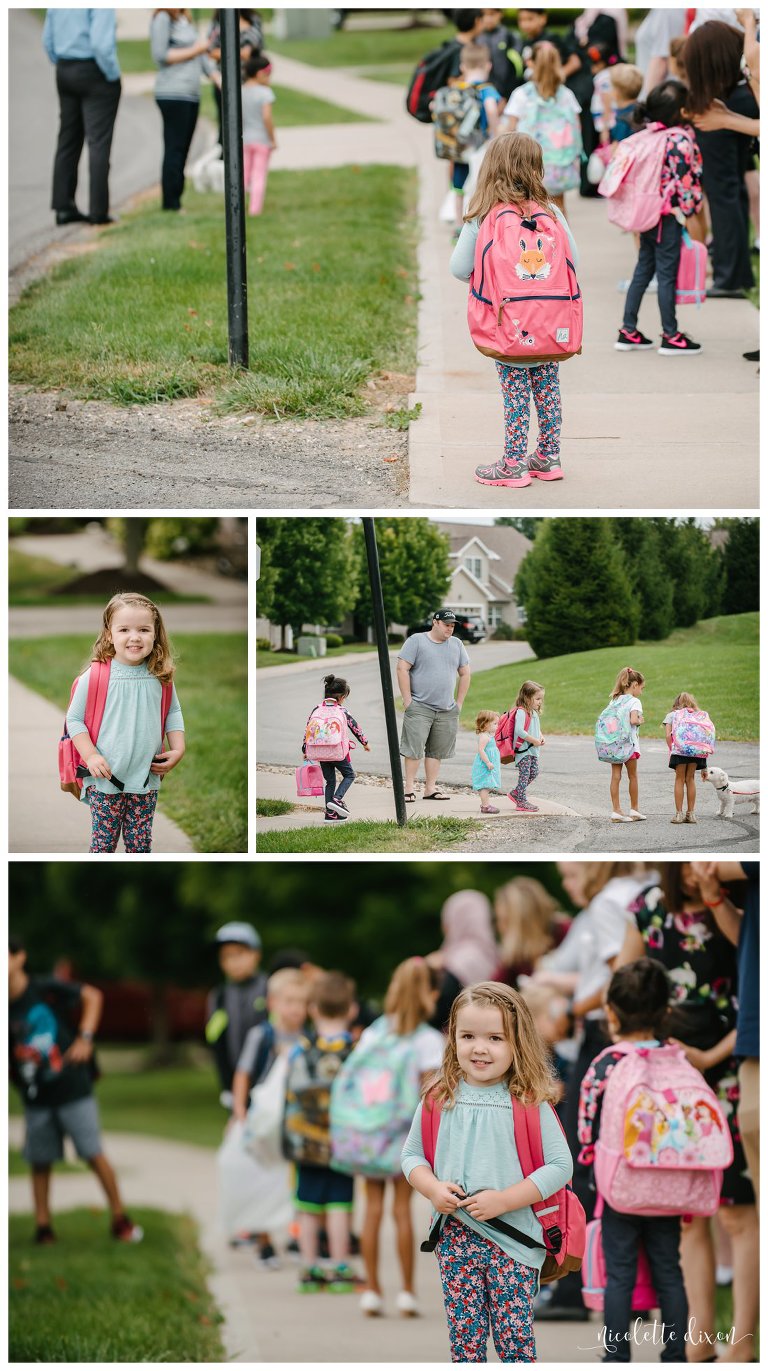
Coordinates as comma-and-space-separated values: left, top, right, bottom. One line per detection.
406, 612, 487, 643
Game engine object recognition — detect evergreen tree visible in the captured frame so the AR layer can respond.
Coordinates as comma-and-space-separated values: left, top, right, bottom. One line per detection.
352, 518, 452, 629
495, 517, 542, 541
514, 519, 639, 658
611, 518, 674, 640
718, 519, 759, 615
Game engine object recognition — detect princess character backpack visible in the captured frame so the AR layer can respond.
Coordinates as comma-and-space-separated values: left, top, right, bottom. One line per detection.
467, 203, 583, 364
304, 701, 352, 763
593, 1041, 733, 1217
598, 122, 686, 233
669, 708, 716, 758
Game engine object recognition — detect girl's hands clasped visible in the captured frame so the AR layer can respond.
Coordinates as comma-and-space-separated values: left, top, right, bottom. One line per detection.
150, 747, 184, 776
430, 1181, 467, 1214
459, 1189, 509, 1223
87, 753, 112, 780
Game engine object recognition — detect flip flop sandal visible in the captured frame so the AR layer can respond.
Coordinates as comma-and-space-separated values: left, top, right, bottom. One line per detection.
404, 792, 416, 804
423, 791, 451, 800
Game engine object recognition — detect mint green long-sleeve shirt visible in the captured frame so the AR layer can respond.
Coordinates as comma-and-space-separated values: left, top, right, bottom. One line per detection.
66, 661, 184, 802
401, 1080, 573, 1272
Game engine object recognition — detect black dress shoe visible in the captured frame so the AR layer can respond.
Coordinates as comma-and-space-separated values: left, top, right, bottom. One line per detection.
89, 215, 117, 225
55, 208, 88, 225
705, 286, 745, 298
743, 349, 760, 362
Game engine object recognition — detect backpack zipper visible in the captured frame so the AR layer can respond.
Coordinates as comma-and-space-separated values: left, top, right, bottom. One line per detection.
497, 291, 581, 327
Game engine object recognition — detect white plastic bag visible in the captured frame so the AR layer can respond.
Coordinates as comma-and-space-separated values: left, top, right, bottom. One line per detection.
439, 189, 457, 224
217, 1119, 293, 1239
462, 143, 489, 214
242, 1054, 289, 1166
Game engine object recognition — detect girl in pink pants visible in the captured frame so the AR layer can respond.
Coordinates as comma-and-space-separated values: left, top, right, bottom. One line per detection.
241, 54, 276, 216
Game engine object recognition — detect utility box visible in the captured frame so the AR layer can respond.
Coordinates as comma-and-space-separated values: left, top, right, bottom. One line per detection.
297, 635, 327, 657
272, 9, 333, 40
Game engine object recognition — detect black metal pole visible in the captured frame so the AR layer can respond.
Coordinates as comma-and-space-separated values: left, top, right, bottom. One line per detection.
362, 518, 407, 828
220, 9, 249, 368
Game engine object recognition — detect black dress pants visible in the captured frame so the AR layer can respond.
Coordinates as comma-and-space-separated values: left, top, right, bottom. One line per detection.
696, 86, 758, 292
156, 98, 200, 210
52, 59, 121, 221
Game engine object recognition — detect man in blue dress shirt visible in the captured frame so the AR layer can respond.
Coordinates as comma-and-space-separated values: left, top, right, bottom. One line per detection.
42, 8, 122, 225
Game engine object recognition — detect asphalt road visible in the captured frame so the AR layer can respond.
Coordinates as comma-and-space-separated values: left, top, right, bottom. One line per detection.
257, 649, 760, 854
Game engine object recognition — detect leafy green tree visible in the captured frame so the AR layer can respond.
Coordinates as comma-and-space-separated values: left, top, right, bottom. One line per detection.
256, 518, 360, 638
495, 518, 542, 541
353, 519, 452, 628
718, 518, 759, 615
514, 519, 639, 658
611, 519, 674, 641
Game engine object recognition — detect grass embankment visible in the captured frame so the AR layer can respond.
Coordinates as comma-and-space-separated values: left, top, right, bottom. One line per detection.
257, 816, 479, 853
9, 1209, 225, 1362
256, 642, 379, 668
9, 634, 247, 851
9, 165, 418, 418
9, 549, 205, 607
465, 615, 758, 743
256, 797, 294, 816
199, 81, 374, 128
9, 1148, 83, 1176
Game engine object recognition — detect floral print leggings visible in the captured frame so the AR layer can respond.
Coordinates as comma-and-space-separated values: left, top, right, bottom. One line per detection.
436, 1219, 538, 1363
496, 361, 561, 464
511, 753, 539, 804
88, 790, 158, 853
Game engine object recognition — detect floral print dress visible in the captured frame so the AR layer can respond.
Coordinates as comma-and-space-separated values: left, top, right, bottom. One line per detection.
629, 884, 753, 1204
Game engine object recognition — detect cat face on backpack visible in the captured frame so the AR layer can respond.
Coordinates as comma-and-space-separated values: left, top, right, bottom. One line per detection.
515, 230, 553, 281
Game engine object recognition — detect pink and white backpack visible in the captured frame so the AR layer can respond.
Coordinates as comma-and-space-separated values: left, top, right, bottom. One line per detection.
582, 1193, 658, 1313
304, 701, 352, 763
467, 202, 583, 364
593, 1042, 732, 1218
669, 708, 716, 758
676, 229, 708, 307
598, 122, 685, 233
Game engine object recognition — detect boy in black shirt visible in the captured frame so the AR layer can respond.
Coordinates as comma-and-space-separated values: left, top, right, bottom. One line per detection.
8, 935, 142, 1244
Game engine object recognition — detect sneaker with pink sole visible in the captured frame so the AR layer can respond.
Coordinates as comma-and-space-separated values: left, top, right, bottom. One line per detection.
528, 449, 563, 482
508, 793, 538, 812
475, 457, 531, 488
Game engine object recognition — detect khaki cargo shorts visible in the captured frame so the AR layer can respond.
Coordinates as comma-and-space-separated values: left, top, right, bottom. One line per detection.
400, 701, 460, 760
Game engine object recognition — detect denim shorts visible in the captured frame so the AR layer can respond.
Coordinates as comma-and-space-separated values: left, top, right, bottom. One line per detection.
23, 1095, 102, 1166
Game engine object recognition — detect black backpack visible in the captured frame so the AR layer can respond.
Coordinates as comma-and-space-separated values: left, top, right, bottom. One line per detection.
406, 40, 460, 123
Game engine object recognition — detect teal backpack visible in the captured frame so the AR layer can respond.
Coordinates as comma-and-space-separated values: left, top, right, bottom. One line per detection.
516, 85, 582, 179
330, 1017, 429, 1179
594, 698, 635, 764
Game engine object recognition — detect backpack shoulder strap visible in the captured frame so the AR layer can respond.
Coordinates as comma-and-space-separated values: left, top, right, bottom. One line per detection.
512, 1098, 568, 1252
421, 1092, 442, 1169
159, 680, 173, 739
84, 660, 111, 744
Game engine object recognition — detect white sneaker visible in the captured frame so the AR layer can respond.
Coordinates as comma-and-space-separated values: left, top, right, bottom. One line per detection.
360, 1290, 383, 1316
629, 809, 647, 821
611, 811, 633, 823
396, 1291, 419, 1318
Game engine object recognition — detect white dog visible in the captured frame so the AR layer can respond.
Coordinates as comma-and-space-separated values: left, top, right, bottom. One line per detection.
702, 766, 760, 819
190, 145, 225, 195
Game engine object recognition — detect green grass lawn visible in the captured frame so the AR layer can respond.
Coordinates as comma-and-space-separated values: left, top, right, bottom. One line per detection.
256, 642, 378, 668
9, 1147, 84, 1177
199, 80, 375, 129
8, 1062, 224, 1148
9, 1208, 225, 1362
256, 797, 294, 816
10, 165, 418, 418
257, 815, 479, 853
8, 548, 205, 607
9, 634, 247, 851
465, 614, 758, 742
266, 21, 454, 70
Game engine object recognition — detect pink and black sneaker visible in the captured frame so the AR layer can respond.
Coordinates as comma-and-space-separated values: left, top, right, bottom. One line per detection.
658, 332, 701, 356
475, 458, 531, 488
615, 327, 654, 351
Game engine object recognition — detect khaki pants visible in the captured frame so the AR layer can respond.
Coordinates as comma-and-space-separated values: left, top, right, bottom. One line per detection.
738, 1058, 759, 1209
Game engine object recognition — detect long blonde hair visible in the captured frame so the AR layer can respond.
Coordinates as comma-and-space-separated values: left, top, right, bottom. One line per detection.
494, 878, 560, 966
533, 40, 562, 100
516, 679, 544, 713
580, 861, 642, 903
423, 981, 560, 1109
465, 131, 556, 224
611, 666, 645, 699
88, 592, 176, 684
384, 957, 439, 1037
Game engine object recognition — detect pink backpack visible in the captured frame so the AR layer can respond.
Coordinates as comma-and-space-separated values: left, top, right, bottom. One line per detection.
676, 229, 708, 307
467, 202, 583, 364
59, 660, 173, 799
593, 1042, 733, 1218
420, 1092, 585, 1283
304, 701, 352, 762
295, 762, 324, 797
598, 123, 685, 233
582, 1194, 658, 1312
669, 708, 716, 758
494, 709, 531, 765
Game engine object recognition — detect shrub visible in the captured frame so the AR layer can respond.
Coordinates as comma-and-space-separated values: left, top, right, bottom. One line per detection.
491, 622, 515, 641
256, 637, 273, 651
325, 633, 344, 648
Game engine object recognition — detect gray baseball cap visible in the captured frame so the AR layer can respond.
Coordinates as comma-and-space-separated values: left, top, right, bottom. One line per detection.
214, 921, 261, 950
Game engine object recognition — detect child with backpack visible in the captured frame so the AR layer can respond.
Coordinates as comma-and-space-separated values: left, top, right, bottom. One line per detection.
283, 970, 359, 1294
662, 692, 716, 826
450, 132, 581, 488
506, 680, 545, 813
472, 709, 502, 814
577, 958, 731, 1362
594, 667, 645, 824
330, 957, 444, 1317
401, 981, 578, 1362
302, 674, 370, 824
241, 54, 276, 217
501, 42, 583, 214
605, 79, 704, 356
63, 592, 185, 853
433, 43, 504, 238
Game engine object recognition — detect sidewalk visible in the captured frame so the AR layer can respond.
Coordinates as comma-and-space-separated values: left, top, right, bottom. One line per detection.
9, 678, 194, 854
8, 1116, 660, 1363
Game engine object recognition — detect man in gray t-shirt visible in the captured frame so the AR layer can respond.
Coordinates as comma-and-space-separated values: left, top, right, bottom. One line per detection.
397, 610, 471, 802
